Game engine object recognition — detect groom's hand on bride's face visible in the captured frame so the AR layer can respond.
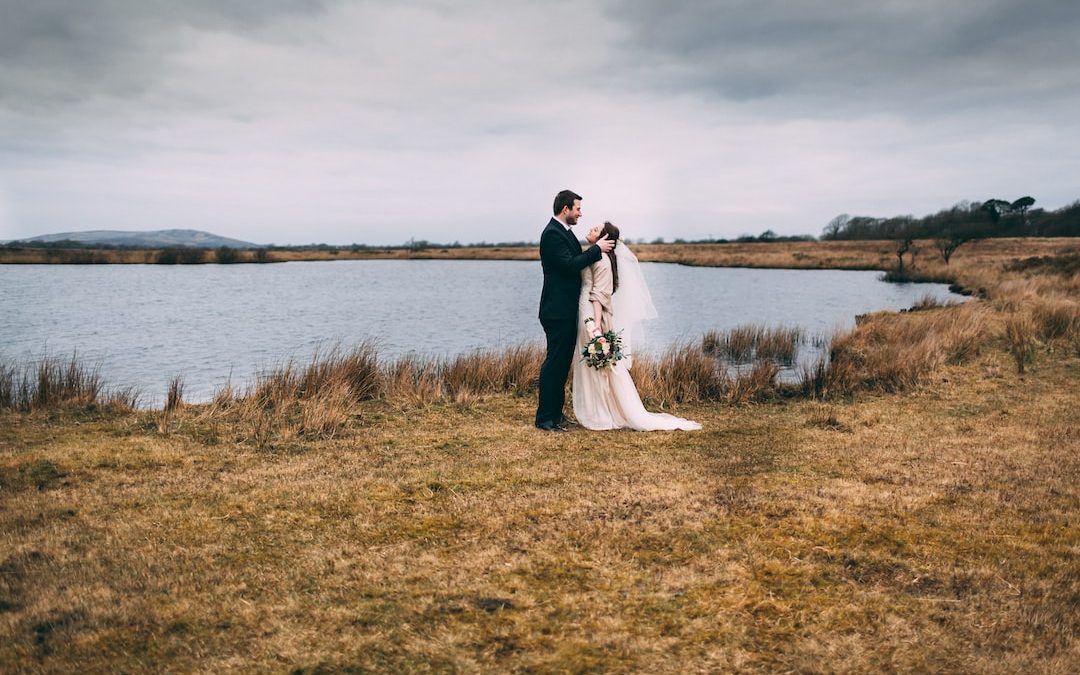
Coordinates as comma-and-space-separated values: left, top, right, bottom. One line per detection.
596, 234, 615, 253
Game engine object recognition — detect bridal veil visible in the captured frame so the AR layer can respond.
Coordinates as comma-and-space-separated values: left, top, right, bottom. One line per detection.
610, 243, 656, 367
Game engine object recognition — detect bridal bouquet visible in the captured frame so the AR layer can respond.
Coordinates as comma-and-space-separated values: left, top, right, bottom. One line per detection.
582, 330, 624, 370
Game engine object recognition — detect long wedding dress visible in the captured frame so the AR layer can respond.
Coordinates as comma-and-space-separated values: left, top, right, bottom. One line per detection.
571, 244, 701, 431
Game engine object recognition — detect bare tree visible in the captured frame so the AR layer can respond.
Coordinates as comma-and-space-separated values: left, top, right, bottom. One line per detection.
936, 230, 968, 265
822, 214, 850, 240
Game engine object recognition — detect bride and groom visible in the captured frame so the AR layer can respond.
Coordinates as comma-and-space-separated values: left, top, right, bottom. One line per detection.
535, 189, 701, 433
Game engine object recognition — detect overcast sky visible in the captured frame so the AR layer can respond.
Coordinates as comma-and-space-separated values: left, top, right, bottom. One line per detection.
1, 0, 1078, 245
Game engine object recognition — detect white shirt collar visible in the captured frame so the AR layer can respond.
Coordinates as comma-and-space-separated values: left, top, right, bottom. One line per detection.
553, 215, 572, 231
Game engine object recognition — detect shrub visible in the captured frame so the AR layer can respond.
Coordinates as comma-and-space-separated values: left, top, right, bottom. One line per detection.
215, 246, 240, 264
157, 247, 206, 264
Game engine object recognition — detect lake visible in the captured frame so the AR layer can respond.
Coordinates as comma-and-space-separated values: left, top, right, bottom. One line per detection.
1, 259, 967, 405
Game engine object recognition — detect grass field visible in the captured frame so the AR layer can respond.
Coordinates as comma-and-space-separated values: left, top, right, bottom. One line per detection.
2, 239, 1078, 672
1, 236, 1074, 273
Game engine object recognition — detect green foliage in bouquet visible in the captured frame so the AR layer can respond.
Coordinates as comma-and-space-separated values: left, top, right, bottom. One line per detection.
581, 330, 625, 370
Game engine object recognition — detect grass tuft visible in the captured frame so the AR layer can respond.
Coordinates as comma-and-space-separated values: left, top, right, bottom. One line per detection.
908, 293, 959, 311
1031, 297, 1080, 343
702, 324, 802, 366
1004, 313, 1038, 373
827, 302, 989, 394
157, 374, 185, 433
0, 352, 129, 412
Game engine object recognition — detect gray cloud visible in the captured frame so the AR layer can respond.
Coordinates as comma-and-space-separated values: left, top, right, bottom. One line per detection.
607, 0, 1080, 116
0, 0, 332, 111
0, 1, 1077, 244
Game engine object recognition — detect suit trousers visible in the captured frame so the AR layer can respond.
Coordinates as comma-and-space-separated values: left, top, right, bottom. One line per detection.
536, 317, 578, 425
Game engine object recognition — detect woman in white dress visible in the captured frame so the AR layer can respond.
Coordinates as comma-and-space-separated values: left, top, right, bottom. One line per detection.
572, 222, 701, 431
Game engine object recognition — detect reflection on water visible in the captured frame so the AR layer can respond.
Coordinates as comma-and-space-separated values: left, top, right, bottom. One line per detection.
0, 259, 966, 404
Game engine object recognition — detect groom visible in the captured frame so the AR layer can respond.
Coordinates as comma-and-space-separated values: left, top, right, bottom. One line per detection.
535, 189, 614, 432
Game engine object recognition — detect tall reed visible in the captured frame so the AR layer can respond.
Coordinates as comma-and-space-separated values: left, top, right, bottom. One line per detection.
1031, 297, 1080, 342
702, 324, 802, 366
721, 325, 761, 362
728, 360, 781, 405
435, 344, 544, 402
631, 342, 724, 405
0, 352, 125, 412
0, 362, 14, 409
909, 293, 958, 311
630, 342, 779, 406
382, 355, 443, 406
826, 302, 989, 394
1004, 313, 1037, 373
755, 326, 802, 365
214, 343, 382, 445
157, 375, 185, 433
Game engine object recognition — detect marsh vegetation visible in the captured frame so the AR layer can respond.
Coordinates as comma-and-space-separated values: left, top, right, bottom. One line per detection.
2, 238, 1078, 671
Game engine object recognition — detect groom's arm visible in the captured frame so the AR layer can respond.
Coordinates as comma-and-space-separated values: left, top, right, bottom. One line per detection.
540, 229, 601, 274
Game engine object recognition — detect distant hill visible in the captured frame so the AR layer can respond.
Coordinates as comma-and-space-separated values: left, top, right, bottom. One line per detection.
8, 229, 260, 248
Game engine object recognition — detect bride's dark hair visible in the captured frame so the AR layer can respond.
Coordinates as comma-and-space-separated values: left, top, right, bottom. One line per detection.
601, 221, 620, 293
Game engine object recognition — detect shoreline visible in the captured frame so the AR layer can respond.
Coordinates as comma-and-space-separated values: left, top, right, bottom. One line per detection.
2, 237, 1076, 273
2, 249, 975, 409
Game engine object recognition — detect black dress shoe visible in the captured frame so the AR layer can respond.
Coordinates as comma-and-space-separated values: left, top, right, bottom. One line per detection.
535, 421, 569, 432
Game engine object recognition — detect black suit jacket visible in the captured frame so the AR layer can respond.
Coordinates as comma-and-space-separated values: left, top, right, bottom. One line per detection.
538, 218, 602, 321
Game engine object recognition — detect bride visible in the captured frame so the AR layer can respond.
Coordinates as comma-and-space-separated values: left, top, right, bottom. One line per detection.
572, 221, 701, 431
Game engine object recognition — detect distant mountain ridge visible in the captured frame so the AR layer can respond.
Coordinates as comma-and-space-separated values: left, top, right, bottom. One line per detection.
8, 229, 260, 248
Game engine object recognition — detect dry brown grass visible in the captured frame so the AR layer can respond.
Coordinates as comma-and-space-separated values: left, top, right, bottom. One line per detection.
628, 343, 787, 407
827, 302, 990, 394
193, 343, 543, 447
209, 344, 381, 446
0, 353, 137, 413
1, 348, 1077, 672
988, 268, 1080, 363
155, 375, 185, 434
909, 292, 960, 312
4, 236, 1075, 272
725, 325, 757, 361
701, 325, 802, 366
1005, 313, 1039, 373
3, 238, 1080, 671
1032, 297, 1080, 343
630, 343, 725, 405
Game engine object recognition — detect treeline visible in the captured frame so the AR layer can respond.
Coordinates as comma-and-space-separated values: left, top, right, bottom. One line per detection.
822, 197, 1080, 242
156, 247, 271, 264
0, 242, 273, 264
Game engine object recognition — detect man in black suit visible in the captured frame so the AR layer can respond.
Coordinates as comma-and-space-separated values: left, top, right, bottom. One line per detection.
535, 189, 614, 432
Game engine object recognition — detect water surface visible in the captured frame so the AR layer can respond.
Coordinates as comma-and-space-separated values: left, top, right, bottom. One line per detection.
1, 260, 966, 404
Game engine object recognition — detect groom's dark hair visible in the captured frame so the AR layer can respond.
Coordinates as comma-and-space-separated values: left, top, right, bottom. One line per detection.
553, 189, 582, 216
